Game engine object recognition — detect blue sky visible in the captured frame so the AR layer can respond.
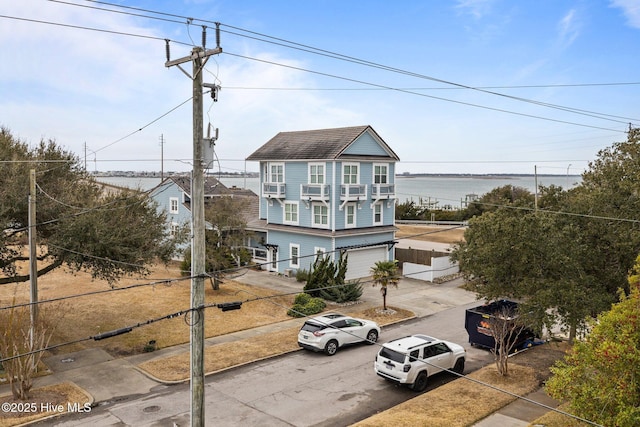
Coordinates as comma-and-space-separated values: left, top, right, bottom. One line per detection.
1, 1, 639, 175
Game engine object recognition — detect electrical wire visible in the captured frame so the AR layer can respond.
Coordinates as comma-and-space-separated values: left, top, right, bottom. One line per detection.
45, 1, 640, 126
222, 51, 627, 134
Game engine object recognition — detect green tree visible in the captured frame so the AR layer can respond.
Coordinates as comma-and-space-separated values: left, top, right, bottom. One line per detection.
545, 255, 640, 427
204, 196, 253, 288
463, 184, 534, 219
0, 128, 177, 285
395, 200, 426, 220
371, 260, 399, 311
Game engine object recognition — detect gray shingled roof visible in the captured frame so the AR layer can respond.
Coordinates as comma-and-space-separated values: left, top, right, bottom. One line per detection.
169, 175, 232, 197
246, 125, 399, 161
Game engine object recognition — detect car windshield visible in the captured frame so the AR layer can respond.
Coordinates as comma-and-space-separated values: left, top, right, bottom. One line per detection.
379, 347, 406, 363
301, 322, 326, 333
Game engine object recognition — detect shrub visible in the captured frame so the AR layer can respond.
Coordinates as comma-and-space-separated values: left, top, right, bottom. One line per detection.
320, 280, 363, 303
294, 292, 312, 305
295, 268, 309, 282
287, 295, 326, 318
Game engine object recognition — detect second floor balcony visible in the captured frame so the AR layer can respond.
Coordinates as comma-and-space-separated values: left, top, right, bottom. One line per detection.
301, 184, 330, 202
340, 184, 367, 200
262, 182, 286, 198
371, 183, 395, 199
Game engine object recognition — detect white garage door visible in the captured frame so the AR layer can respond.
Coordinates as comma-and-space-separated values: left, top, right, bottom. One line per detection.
345, 246, 388, 280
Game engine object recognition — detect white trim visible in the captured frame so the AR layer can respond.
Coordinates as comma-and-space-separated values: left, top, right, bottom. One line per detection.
308, 162, 325, 184
268, 162, 284, 183
342, 162, 360, 184
290, 243, 300, 268
169, 197, 179, 214
345, 203, 357, 228
373, 163, 389, 184
311, 202, 330, 229
283, 201, 299, 225
373, 202, 383, 225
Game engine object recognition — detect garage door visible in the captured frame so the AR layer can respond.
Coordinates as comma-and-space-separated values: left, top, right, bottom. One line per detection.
345, 246, 388, 280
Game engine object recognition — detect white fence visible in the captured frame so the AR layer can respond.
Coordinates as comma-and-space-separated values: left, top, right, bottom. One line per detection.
402, 255, 459, 282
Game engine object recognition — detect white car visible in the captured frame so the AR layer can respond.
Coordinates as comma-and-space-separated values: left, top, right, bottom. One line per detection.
374, 334, 466, 392
298, 313, 380, 356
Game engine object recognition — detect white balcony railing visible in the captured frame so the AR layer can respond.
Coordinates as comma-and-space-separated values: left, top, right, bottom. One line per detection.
301, 184, 330, 200
262, 182, 286, 198
371, 183, 395, 198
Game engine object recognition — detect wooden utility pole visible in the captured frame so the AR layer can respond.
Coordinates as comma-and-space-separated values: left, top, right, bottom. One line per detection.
159, 134, 165, 181
28, 169, 38, 359
165, 26, 222, 427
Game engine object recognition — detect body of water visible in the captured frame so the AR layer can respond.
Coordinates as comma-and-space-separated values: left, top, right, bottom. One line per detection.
97, 174, 581, 210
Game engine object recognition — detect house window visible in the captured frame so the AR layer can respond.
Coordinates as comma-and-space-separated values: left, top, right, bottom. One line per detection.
343, 163, 359, 184
290, 244, 300, 268
284, 201, 299, 225
312, 203, 329, 228
170, 222, 179, 237
314, 247, 326, 261
373, 203, 383, 225
269, 163, 284, 183
309, 163, 325, 184
169, 197, 179, 214
374, 164, 388, 184
345, 203, 356, 228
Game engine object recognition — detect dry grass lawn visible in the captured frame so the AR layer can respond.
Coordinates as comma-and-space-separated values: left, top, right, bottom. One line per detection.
395, 224, 466, 244
0, 263, 296, 359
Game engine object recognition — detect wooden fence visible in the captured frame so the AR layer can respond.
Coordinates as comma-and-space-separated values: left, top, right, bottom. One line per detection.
395, 248, 451, 267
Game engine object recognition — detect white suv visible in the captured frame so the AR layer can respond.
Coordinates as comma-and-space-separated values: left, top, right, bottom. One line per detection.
374, 334, 466, 392
298, 313, 380, 356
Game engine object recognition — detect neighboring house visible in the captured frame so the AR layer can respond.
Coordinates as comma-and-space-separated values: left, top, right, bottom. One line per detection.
149, 175, 258, 258
246, 125, 400, 280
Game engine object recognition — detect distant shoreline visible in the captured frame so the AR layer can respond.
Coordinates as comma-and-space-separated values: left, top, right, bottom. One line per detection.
92, 171, 579, 179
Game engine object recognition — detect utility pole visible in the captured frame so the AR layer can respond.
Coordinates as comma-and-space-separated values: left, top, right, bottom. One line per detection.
534, 165, 538, 210
28, 169, 38, 364
159, 134, 165, 181
165, 25, 222, 427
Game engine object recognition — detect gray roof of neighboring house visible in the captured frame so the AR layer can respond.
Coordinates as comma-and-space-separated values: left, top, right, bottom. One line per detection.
246, 125, 399, 161
167, 175, 232, 197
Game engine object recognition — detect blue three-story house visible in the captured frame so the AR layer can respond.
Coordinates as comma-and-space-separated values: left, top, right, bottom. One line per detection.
246, 125, 400, 280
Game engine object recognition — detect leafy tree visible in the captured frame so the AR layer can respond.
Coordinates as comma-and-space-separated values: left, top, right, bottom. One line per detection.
371, 260, 399, 311
204, 196, 253, 288
452, 201, 616, 341
395, 200, 426, 220
545, 255, 640, 427
463, 184, 534, 219
0, 127, 177, 285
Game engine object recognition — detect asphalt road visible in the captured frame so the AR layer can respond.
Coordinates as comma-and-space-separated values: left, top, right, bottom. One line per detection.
40, 301, 494, 427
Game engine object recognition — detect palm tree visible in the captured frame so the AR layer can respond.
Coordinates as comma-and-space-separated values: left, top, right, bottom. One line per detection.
371, 260, 399, 311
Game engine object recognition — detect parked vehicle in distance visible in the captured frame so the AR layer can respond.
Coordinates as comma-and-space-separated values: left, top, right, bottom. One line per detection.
374, 334, 466, 392
298, 313, 380, 356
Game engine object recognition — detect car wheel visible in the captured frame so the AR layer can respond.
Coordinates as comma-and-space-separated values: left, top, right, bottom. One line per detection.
324, 340, 339, 356
453, 358, 465, 374
411, 372, 428, 392
365, 330, 378, 344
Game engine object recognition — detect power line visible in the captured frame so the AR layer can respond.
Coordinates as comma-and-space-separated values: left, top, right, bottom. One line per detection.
222, 51, 627, 134
47, 1, 640, 126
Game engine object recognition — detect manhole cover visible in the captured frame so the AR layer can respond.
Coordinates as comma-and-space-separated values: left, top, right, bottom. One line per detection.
143, 405, 161, 413
60, 358, 75, 363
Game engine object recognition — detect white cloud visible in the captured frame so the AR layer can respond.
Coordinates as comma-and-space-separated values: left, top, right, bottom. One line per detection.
557, 9, 581, 48
455, 0, 495, 19
610, 0, 640, 28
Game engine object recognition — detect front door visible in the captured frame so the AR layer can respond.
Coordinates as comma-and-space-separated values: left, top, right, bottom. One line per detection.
269, 247, 278, 272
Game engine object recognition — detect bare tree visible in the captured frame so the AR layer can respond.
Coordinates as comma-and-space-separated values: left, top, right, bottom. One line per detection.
486, 305, 528, 376
0, 303, 60, 400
